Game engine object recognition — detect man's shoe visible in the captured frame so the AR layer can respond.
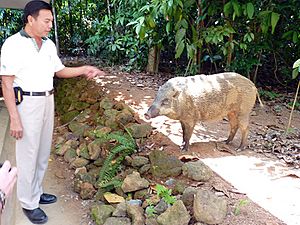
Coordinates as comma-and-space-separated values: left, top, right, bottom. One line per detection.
39, 193, 57, 204
22, 208, 48, 224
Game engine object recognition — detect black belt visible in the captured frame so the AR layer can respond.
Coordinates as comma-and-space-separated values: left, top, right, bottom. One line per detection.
23, 89, 54, 96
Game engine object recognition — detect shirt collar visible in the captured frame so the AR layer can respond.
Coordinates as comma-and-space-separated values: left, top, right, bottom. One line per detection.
20, 29, 47, 41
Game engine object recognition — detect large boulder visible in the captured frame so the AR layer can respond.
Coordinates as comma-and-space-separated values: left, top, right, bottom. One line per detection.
127, 124, 152, 138
132, 156, 149, 168
149, 150, 183, 178
127, 204, 145, 225
121, 171, 150, 193
182, 161, 213, 182
91, 204, 115, 225
193, 189, 228, 224
80, 182, 96, 200
157, 200, 190, 225
55, 140, 78, 156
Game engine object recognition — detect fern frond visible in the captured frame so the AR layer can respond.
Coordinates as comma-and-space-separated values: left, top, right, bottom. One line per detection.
96, 131, 137, 188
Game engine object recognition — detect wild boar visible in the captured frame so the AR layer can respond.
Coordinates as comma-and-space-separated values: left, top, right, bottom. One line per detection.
144, 72, 262, 151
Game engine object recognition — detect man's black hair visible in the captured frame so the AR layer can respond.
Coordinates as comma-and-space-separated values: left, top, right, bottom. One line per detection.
22, 0, 52, 24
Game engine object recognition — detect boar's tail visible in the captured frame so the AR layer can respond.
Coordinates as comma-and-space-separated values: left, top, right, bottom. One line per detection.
256, 90, 264, 107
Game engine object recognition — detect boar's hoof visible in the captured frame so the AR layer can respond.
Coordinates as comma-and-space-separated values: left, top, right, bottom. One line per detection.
224, 139, 232, 145
180, 143, 189, 152
236, 144, 247, 152
144, 113, 151, 120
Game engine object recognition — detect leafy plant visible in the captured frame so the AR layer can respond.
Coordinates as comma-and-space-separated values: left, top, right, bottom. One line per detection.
145, 199, 157, 217
258, 90, 281, 101
96, 129, 137, 188
155, 184, 176, 205
287, 101, 300, 110
234, 199, 249, 216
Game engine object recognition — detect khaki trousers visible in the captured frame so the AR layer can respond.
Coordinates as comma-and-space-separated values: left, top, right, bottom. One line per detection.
16, 94, 54, 209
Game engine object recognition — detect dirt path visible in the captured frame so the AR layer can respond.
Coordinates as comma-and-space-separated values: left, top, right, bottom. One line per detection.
16, 155, 93, 225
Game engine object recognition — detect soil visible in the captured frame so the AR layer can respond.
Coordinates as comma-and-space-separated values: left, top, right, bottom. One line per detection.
51, 64, 300, 225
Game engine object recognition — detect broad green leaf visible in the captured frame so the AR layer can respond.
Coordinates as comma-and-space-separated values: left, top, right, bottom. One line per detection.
292, 68, 299, 79
178, 0, 183, 8
271, 12, 280, 34
258, 10, 271, 18
139, 26, 146, 39
175, 28, 186, 43
191, 25, 198, 42
224, 2, 232, 18
233, 12, 236, 21
147, 16, 156, 28
186, 44, 194, 59
232, 1, 241, 17
139, 16, 145, 25
292, 59, 300, 69
126, 21, 138, 26
166, 22, 171, 34
140, 4, 150, 12
181, 19, 189, 29
246, 3, 254, 19
282, 30, 293, 39
293, 31, 298, 43
261, 24, 268, 34
175, 40, 185, 58
240, 43, 247, 50
135, 24, 141, 35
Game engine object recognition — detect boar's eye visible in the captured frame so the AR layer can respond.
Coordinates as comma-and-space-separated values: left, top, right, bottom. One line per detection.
161, 98, 170, 106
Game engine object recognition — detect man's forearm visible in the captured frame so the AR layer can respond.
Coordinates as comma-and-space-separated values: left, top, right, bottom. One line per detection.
55, 66, 87, 79
2, 77, 20, 121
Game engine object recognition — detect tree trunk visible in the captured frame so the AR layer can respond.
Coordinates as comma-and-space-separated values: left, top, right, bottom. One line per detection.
67, 0, 74, 40
196, 0, 205, 73
226, 33, 233, 66
51, 0, 60, 55
146, 46, 160, 73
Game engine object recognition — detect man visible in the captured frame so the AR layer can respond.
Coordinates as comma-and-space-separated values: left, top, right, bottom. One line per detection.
0, 1, 105, 224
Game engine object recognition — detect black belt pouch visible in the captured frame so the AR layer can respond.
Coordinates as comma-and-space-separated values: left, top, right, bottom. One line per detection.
13, 87, 23, 105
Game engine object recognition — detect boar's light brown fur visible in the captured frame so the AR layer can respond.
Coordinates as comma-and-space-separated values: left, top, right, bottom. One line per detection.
145, 72, 262, 151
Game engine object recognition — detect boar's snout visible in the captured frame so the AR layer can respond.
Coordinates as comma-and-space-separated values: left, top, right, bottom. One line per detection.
144, 105, 160, 120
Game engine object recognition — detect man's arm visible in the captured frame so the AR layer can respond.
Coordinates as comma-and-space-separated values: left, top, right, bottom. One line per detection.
1, 76, 23, 139
55, 65, 105, 80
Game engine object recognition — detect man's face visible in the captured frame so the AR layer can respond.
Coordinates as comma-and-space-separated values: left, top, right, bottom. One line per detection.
29, 9, 53, 37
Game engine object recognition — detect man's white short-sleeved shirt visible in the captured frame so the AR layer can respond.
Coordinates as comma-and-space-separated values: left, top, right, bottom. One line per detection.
0, 30, 65, 91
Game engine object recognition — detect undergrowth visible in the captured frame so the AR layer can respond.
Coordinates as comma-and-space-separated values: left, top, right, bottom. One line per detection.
95, 128, 137, 189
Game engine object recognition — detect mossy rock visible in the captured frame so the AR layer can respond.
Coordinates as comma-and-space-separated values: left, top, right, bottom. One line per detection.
78, 143, 90, 159
100, 97, 114, 110
64, 148, 77, 163
73, 101, 90, 111
60, 110, 80, 124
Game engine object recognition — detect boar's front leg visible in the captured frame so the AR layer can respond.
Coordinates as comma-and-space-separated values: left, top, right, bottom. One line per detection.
180, 121, 195, 151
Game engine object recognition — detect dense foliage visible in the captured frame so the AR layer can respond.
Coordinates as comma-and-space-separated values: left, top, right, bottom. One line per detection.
0, 0, 300, 87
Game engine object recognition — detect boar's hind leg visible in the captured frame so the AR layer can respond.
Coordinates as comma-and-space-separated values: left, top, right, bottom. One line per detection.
237, 114, 250, 150
225, 112, 239, 144
180, 121, 195, 152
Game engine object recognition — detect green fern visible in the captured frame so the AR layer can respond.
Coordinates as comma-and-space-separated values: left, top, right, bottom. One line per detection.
99, 179, 123, 190
96, 129, 136, 188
